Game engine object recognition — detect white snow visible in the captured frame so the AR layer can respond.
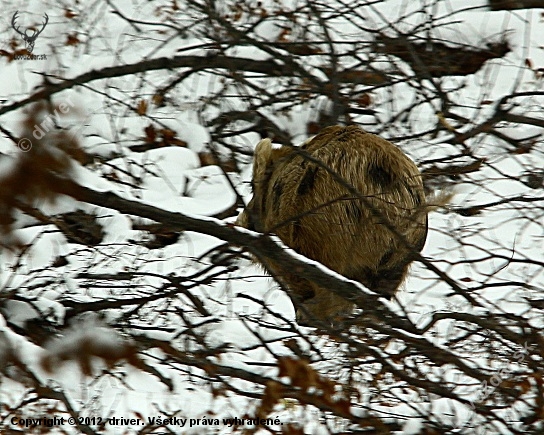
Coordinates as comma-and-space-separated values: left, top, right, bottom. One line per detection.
0, 0, 543, 433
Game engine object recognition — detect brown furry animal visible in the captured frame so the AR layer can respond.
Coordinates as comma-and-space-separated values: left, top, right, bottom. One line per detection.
236, 125, 428, 325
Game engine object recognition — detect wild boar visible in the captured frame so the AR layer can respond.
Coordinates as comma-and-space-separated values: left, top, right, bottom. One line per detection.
236, 125, 427, 325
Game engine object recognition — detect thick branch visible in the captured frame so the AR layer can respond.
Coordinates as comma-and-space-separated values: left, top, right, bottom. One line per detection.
49, 174, 376, 312
0, 55, 298, 117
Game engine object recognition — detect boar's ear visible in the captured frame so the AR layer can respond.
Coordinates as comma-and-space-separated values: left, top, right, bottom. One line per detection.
253, 138, 273, 175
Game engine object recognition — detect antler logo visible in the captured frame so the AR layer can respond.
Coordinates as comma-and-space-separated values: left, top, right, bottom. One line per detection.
11, 11, 49, 54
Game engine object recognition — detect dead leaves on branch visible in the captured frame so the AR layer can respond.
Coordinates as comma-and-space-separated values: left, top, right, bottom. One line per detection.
256, 357, 350, 421
40, 326, 142, 376
57, 209, 105, 246
131, 221, 181, 249
66, 34, 81, 46
130, 124, 188, 151
0, 48, 34, 62
252, 356, 398, 432
198, 151, 238, 172
0, 326, 141, 382
0, 102, 85, 246
135, 124, 238, 172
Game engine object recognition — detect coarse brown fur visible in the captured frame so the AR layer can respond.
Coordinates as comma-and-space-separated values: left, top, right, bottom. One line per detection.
236, 125, 428, 326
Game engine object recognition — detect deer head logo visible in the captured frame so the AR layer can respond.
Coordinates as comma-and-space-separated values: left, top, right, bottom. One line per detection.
11, 11, 49, 54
